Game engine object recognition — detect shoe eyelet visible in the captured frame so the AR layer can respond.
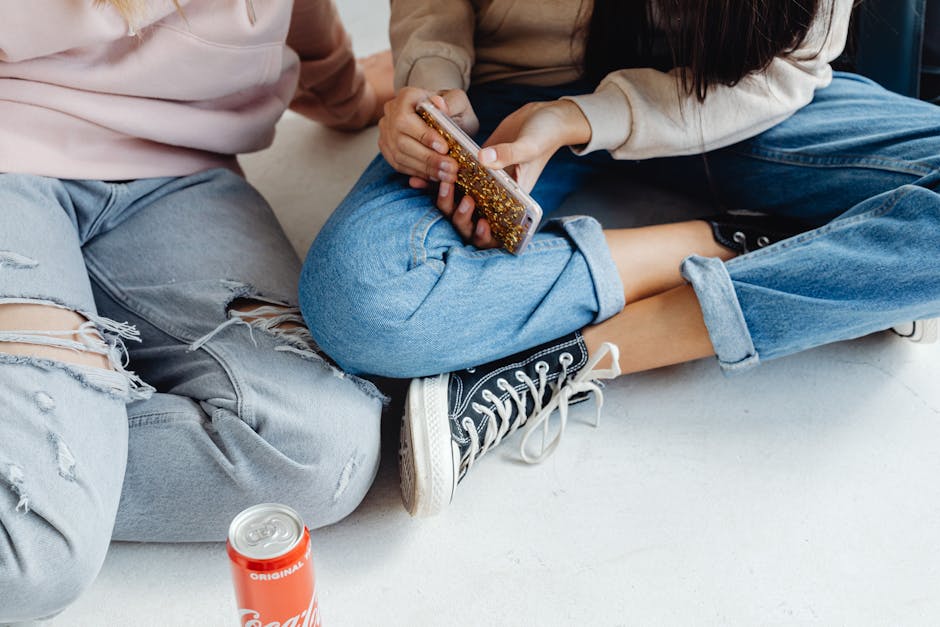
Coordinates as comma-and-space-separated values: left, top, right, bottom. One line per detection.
496, 377, 511, 391
559, 352, 573, 366
462, 416, 476, 431
535, 361, 549, 374
732, 231, 747, 245
481, 390, 497, 402
756, 235, 770, 247
466, 367, 476, 373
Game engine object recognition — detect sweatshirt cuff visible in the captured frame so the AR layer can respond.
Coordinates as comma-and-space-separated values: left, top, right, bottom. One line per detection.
404, 57, 467, 92
562, 84, 632, 156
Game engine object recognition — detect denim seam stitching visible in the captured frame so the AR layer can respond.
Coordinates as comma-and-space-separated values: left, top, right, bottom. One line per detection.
82, 183, 124, 241
735, 147, 935, 177
725, 185, 907, 268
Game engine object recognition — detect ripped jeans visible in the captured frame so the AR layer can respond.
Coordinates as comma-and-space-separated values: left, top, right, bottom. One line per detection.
0, 168, 383, 623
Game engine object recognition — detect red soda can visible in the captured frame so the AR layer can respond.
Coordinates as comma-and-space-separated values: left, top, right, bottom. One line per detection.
227, 503, 321, 627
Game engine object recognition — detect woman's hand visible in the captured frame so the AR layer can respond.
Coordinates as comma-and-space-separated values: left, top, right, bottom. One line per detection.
360, 50, 395, 126
479, 99, 591, 191
437, 99, 593, 250
378, 87, 479, 187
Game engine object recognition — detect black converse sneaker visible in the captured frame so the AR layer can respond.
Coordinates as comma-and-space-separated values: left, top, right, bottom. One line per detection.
892, 319, 939, 344
399, 332, 620, 517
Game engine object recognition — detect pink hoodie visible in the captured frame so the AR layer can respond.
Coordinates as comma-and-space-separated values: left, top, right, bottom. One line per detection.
0, 0, 374, 180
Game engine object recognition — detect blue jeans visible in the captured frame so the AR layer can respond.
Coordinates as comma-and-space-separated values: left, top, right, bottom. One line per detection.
0, 169, 383, 623
299, 72, 940, 378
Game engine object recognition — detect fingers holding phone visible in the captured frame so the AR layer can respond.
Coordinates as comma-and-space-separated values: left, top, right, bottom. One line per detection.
435, 182, 499, 249
480, 99, 592, 192
379, 87, 455, 183
417, 99, 542, 254
437, 89, 480, 137
378, 87, 480, 186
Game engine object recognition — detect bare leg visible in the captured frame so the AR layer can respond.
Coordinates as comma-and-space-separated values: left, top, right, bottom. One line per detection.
0, 304, 109, 369
582, 284, 714, 373
582, 220, 735, 374
229, 298, 305, 330
607, 220, 733, 303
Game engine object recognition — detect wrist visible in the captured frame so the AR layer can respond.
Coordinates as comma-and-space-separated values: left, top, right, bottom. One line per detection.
552, 99, 592, 148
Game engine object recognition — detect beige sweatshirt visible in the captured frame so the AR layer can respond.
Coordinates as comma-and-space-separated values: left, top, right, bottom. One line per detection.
390, 0, 853, 160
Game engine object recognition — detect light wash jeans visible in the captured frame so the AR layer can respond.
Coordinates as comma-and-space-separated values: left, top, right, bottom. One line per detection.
0, 168, 383, 623
300, 72, 940, 377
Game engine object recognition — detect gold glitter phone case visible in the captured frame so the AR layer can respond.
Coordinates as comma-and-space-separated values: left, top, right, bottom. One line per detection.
417, 100, 542, 255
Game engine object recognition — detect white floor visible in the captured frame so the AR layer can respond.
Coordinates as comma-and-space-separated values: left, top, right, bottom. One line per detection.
44, 2, 940, 625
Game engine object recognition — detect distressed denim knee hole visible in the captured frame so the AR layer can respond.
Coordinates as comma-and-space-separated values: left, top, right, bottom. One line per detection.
188, 286, 386, 403
0, 301, 153, 400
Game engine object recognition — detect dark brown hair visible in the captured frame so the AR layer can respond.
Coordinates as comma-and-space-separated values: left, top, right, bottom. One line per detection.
582, 0, 826, 100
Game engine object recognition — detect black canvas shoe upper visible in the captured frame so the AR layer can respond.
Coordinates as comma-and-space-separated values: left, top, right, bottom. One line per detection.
445, 332, 620, 480
705, 212, 811, 254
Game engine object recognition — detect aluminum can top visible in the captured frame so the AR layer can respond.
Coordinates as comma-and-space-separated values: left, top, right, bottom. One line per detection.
228, 503, 305, 561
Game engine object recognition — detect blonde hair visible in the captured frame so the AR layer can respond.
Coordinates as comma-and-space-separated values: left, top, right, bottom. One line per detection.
96, 0, 183, 28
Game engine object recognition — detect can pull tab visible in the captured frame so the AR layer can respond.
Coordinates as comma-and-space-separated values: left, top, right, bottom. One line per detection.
244, 516, 292, 549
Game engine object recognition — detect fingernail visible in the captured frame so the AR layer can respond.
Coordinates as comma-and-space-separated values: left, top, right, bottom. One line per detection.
480, 148, 497, 164
437, 169, 451, 182
475, 220, 486, 236
457, 198, 471, 214
441, 161, 456, 173
438, 181, 451, 198
433, 141, 446, 153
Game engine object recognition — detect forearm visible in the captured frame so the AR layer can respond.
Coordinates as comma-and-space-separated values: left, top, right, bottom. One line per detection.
390, 0, 475, 91
288, 0, 373, 128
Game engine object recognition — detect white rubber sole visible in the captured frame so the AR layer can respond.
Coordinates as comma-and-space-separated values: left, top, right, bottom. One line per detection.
400, 374, 456, 517
893, 319, 939, 344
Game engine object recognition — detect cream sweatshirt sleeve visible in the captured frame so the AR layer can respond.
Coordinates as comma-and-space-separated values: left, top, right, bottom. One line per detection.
390, 0, 475, 91
288, 0, 376, 129
565, 0, 853, 160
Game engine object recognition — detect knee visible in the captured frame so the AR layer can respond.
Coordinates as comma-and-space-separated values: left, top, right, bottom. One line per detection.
299, 162, 451, 377
239, 373, 384, 529
298, 244, 434, 377
299, 214, 457, 376
0, 510, 109, 622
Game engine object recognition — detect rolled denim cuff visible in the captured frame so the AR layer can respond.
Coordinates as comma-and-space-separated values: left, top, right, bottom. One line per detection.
681, 254, 760, 374
555, 215, 625, 324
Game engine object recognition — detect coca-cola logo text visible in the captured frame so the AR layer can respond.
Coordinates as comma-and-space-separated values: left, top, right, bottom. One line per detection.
238, 605, 319, 627
238, 588, 319, 627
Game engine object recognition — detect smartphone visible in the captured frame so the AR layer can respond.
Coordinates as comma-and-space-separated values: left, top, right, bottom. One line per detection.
416, 99, 542, 255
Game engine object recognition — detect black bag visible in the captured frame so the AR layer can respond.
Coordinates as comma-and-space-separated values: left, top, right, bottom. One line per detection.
921, 0, 940, 101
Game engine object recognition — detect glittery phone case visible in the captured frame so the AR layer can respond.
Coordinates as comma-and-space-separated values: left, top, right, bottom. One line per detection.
417, 100, 542, 255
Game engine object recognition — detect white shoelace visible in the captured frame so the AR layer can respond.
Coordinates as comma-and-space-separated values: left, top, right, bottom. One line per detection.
460, 342, 621, 472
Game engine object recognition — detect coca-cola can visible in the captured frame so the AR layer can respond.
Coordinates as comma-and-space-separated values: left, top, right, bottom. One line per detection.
227, 503, 321, 627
